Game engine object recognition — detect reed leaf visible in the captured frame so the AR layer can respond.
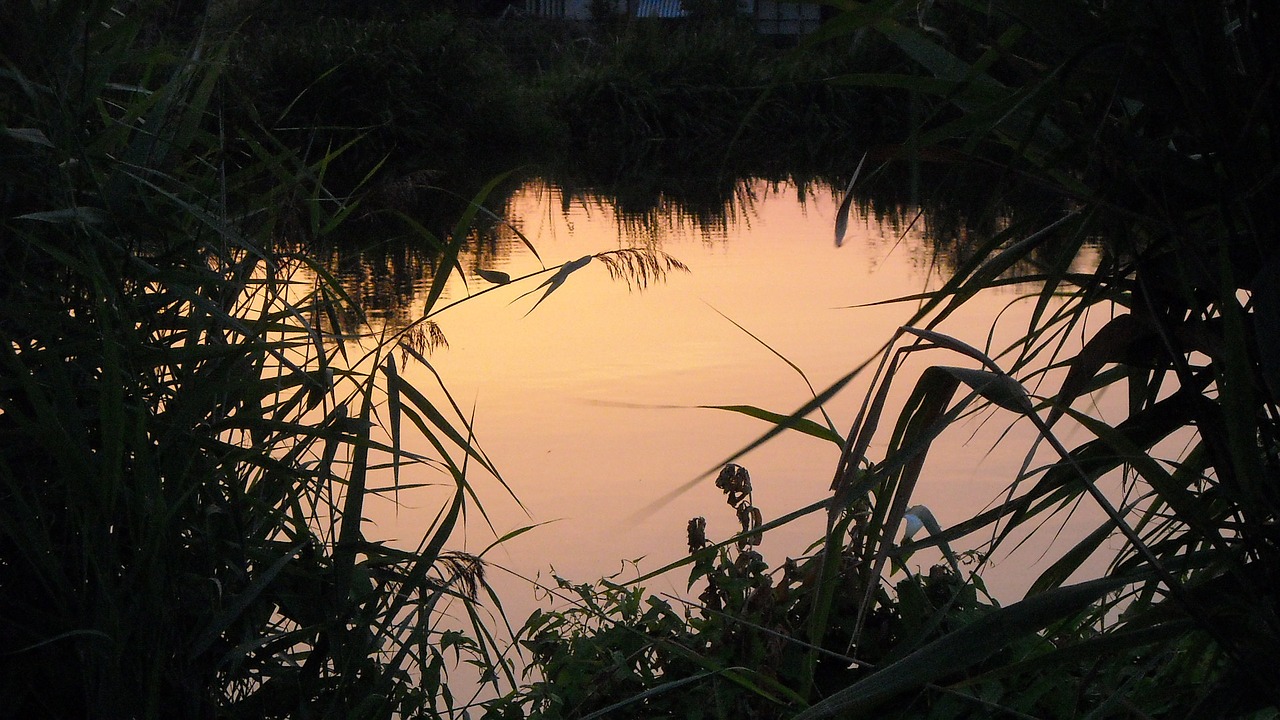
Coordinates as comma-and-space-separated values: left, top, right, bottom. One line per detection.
0, 5, 525, 714
514, 254, 594, 315
476, 268, 512, 285
707, 304, 839, 437
701, 404, 843, 445
833, 150, 868, 247
385, 354, 402, 496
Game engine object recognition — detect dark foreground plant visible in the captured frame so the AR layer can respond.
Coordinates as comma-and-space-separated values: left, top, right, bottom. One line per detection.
0, 3, 525, 718
791, 2, 1280, 716
1, 5, 698, 716
487, 1, 1280, 718
488, 464, 1013, 720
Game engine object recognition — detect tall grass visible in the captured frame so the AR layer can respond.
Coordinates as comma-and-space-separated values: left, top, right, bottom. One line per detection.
0, 3, 516, 717
794, 1, 1280, 715
489, 1, 1280, 718
1, 6, 699, 716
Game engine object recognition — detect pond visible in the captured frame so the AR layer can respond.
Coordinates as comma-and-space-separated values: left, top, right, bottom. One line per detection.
349, 174, 1109, 630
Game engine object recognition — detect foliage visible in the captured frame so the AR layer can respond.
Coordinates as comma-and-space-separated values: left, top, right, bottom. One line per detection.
489, 465, 1031, 719
213, 4, 874, 189
489, 0, 1280, 718
807, 0, 1280, 714
11, 0, 1279, 716
0, 3, 517, 717
539, 20, 869, 147
0, 6, 703, 715
224, 9, 557, 187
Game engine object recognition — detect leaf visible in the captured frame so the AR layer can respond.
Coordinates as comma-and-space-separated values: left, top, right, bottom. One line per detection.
901, 326, 1002, 373
475, 268, 511, 285
1026, 515, 1116, 596
700, 403, 843, 445
834, 150, 868, 247
848, 364, 964, 651
871, 17, 1065, 150
706, 304, 839, 436
17, 207, 105, 224
191, 543, 305, 658
578, 671, 720, 720
418, 170, 515, 316
1046, 313, 1149, 428
384, 355, 401, 497
3, 126, 53, 147
383, 366, 500, 479
335, 390, 375, 595
935, 365, 1033, 414
630, 359, 869, 520
514, 255, 593, 315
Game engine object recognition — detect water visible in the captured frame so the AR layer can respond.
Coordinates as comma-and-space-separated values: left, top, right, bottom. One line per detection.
354, 176, 1109, 637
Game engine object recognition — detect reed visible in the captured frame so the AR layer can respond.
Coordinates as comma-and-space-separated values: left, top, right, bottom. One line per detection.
795, 2, 1280, 715
1, 6, 701, 716
0, 3, 519, 717
488, 1, 1280, 718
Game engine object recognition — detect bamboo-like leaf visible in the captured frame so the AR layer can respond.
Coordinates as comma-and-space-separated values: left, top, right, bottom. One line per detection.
871, 16, 1065, 150
418, 171, 516, 317
832, 341, 909, 495
631, 358, 869, 520
335, 389, 375, 598
934, 365, 1033, 414
955, 616, 1191, 688
514, 255, 593, 315
926, 211, 1083, 324
1026, 514, 1117, 596
383, 367, 499, 479
3, 126, 53, 146
385, 354, 402, 497
1058, 406, 1230, 564
9, 629, 113, 655
476, 268, 511, 285
1046, 313, 1148, 428
394, 486, 465, 626
994, 383, 1205, 550
849, 365, 963, 649
900, 327, 1003, 374
701, 404, 843, 445
17, 207, 106, 224
578, 671, 721, 720
190, 543, 305, 658
804, 0, 900, 45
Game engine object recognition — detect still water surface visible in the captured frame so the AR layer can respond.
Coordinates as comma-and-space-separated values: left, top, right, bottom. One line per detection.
358, 177, 1106, 626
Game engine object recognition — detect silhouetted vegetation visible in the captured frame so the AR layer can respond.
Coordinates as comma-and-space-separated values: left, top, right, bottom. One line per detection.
487, 1, 1280, 718
7, 0, 1280, 718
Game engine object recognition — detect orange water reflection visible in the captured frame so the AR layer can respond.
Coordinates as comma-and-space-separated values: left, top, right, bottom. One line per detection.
363, 178, 1108, 628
